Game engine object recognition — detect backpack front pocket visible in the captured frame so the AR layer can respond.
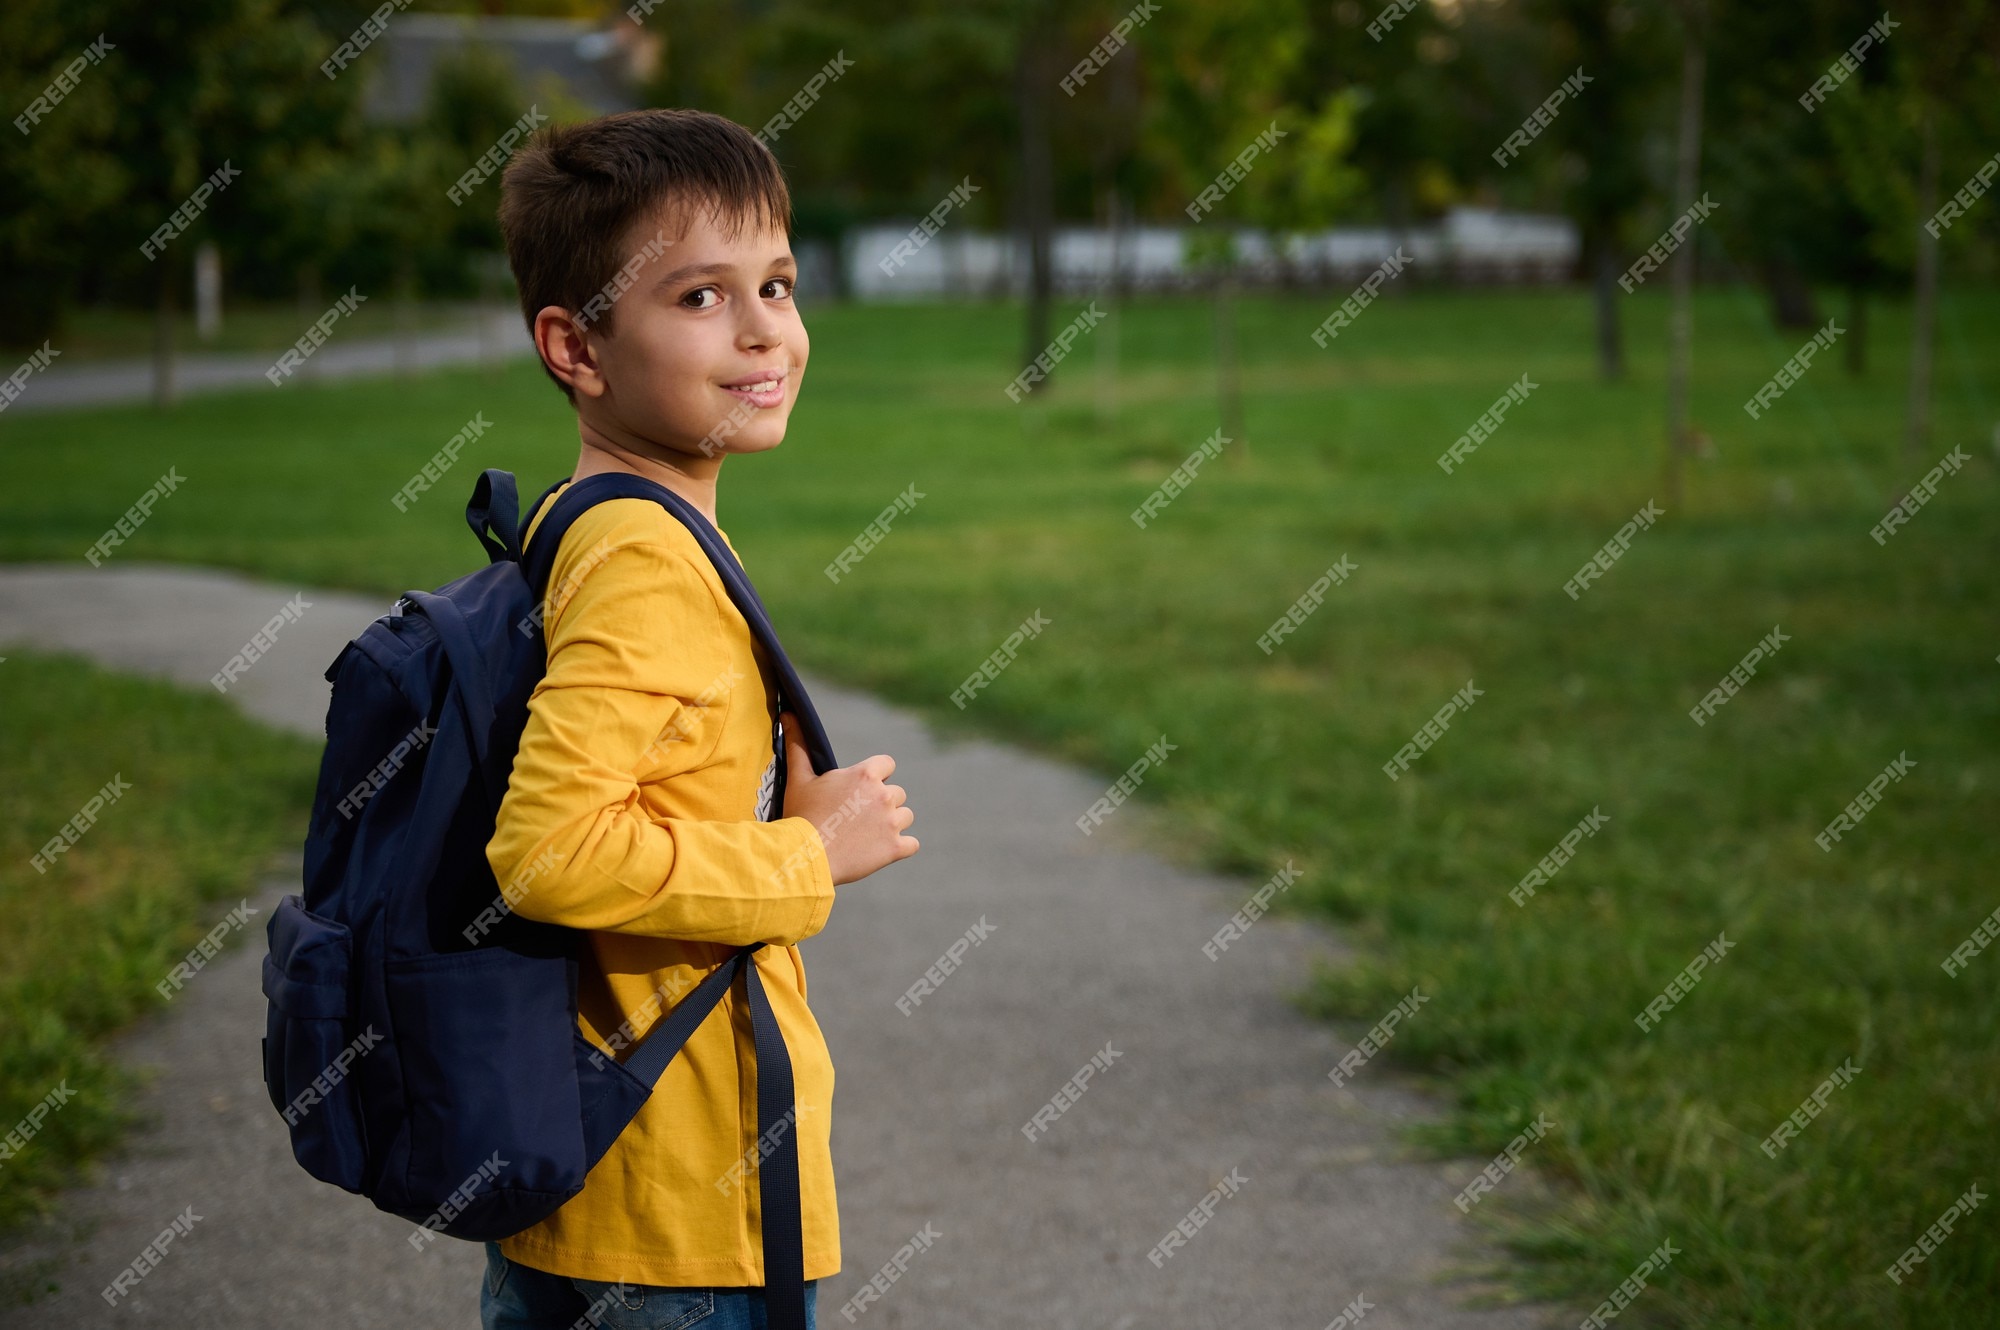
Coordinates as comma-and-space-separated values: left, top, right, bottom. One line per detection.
380, 945, 585, 1239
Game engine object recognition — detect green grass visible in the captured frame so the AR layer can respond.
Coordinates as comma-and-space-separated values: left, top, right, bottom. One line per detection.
1, 286, 1995, 1326
0, 651, 320, 1260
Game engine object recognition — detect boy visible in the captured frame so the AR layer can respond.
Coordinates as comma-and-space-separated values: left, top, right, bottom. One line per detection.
481, 108, 920, 1329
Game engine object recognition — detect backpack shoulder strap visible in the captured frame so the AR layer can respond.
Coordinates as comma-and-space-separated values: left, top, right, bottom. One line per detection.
519, 471, 837, 778
525, 473, 816, 1330
520, 474, 567, 547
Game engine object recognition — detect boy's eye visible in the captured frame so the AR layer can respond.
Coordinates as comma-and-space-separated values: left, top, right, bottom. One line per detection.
678, 278, 792, 308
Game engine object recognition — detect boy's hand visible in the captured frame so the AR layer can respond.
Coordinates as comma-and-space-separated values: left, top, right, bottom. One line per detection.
780, 711, 919, 885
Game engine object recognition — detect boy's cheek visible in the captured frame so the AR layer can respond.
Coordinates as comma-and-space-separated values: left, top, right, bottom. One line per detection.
785, 318, 810, 381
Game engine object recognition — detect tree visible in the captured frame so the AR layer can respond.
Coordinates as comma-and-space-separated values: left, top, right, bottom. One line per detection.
1888, 0, 1999, 463
1137, 0, 1354, 444
1012, 0, 1060, 393
0, 0, 123, 349
1703, 0, 1892, 368
1663, 0, 1708, 503
1517, 0, 1674, 382
1823, 0, 2000, 467
38, 0, 360, 404
1307, 0, 1473, 252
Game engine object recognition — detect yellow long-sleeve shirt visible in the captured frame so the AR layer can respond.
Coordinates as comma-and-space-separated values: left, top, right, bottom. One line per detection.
483, 477, 840, 1285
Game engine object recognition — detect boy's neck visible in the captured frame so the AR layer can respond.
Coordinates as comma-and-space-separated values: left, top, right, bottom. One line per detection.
570, 422, 722, 527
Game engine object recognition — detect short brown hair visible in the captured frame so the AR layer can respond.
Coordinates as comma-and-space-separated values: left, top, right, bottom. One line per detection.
498, 108, 793, 400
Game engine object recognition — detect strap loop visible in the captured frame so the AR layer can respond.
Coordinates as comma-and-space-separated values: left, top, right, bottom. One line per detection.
465, 469, 523, 564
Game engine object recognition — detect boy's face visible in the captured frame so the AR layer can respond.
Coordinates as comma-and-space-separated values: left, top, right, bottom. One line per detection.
572, 201, 807, 463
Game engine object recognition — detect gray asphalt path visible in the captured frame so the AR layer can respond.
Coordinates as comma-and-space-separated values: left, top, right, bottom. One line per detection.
5, 310, 534, 414
0, 562, 1558, 1328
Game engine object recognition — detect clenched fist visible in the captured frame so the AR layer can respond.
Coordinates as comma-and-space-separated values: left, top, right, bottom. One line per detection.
780, 711, 919, 885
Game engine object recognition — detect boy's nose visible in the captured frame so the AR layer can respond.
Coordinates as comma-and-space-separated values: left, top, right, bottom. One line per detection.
737, 313, 784, 352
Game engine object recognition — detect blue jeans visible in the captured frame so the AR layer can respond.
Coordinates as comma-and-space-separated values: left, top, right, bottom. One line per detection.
480, 1242, 817, 1330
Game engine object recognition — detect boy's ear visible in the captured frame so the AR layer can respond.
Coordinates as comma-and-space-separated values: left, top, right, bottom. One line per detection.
533, 306, 607, 399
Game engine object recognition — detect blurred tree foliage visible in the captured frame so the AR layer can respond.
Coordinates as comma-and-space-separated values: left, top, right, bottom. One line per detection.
0, 0, 1994, 365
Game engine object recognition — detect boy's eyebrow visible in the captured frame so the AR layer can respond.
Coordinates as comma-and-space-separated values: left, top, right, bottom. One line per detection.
651, 253, 798, 290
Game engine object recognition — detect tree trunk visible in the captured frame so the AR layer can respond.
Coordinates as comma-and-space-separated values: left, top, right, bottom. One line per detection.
830, 230, 854, 303
1014, 9, 1055, 395
194, 241, 223, 341
1760, 256, 1820, 330
1844, 285, 1867, 377
1665, 1, 1707, 505
478, 250, 500, 373
298, 263, 323, 383
1095, 185, 1123, 425
395, 257, 417, 379
0, 263, 65, 351
152, 266, 178, 409
1213, 266, 1245, 455
1109, 187, 1131, 303
1905, 101, 1939, 464
1591, 227, 1624, 382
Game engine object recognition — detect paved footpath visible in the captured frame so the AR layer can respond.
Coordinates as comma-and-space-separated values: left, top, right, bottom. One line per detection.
0, 562, 1559, 1329
6, 310, 534, 415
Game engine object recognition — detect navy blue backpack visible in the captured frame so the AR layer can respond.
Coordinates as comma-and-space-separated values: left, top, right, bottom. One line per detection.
260, 468, 832, 1329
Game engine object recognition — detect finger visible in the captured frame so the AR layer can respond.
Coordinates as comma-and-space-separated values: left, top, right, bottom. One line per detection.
856, 753, 896, 782
881, 783, 906, 809
895, 834, 920, 858
891, 805, 914, 832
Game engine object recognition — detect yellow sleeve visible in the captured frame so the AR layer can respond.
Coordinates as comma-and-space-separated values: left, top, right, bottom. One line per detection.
484, 504, 835, 946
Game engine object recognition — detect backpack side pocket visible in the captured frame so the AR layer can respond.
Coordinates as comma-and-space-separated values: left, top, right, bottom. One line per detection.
262, 893, 370, 1192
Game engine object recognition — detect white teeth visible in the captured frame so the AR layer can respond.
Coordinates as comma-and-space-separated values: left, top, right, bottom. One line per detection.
732, 380, 778, 393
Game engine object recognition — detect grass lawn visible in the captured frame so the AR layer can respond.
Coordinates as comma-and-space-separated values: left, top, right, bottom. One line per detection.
0, 651, 320, 1275
1, 285, 1995, 1326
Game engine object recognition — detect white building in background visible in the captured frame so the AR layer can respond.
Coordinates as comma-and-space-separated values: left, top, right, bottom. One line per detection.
829, 206, 1578, 302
